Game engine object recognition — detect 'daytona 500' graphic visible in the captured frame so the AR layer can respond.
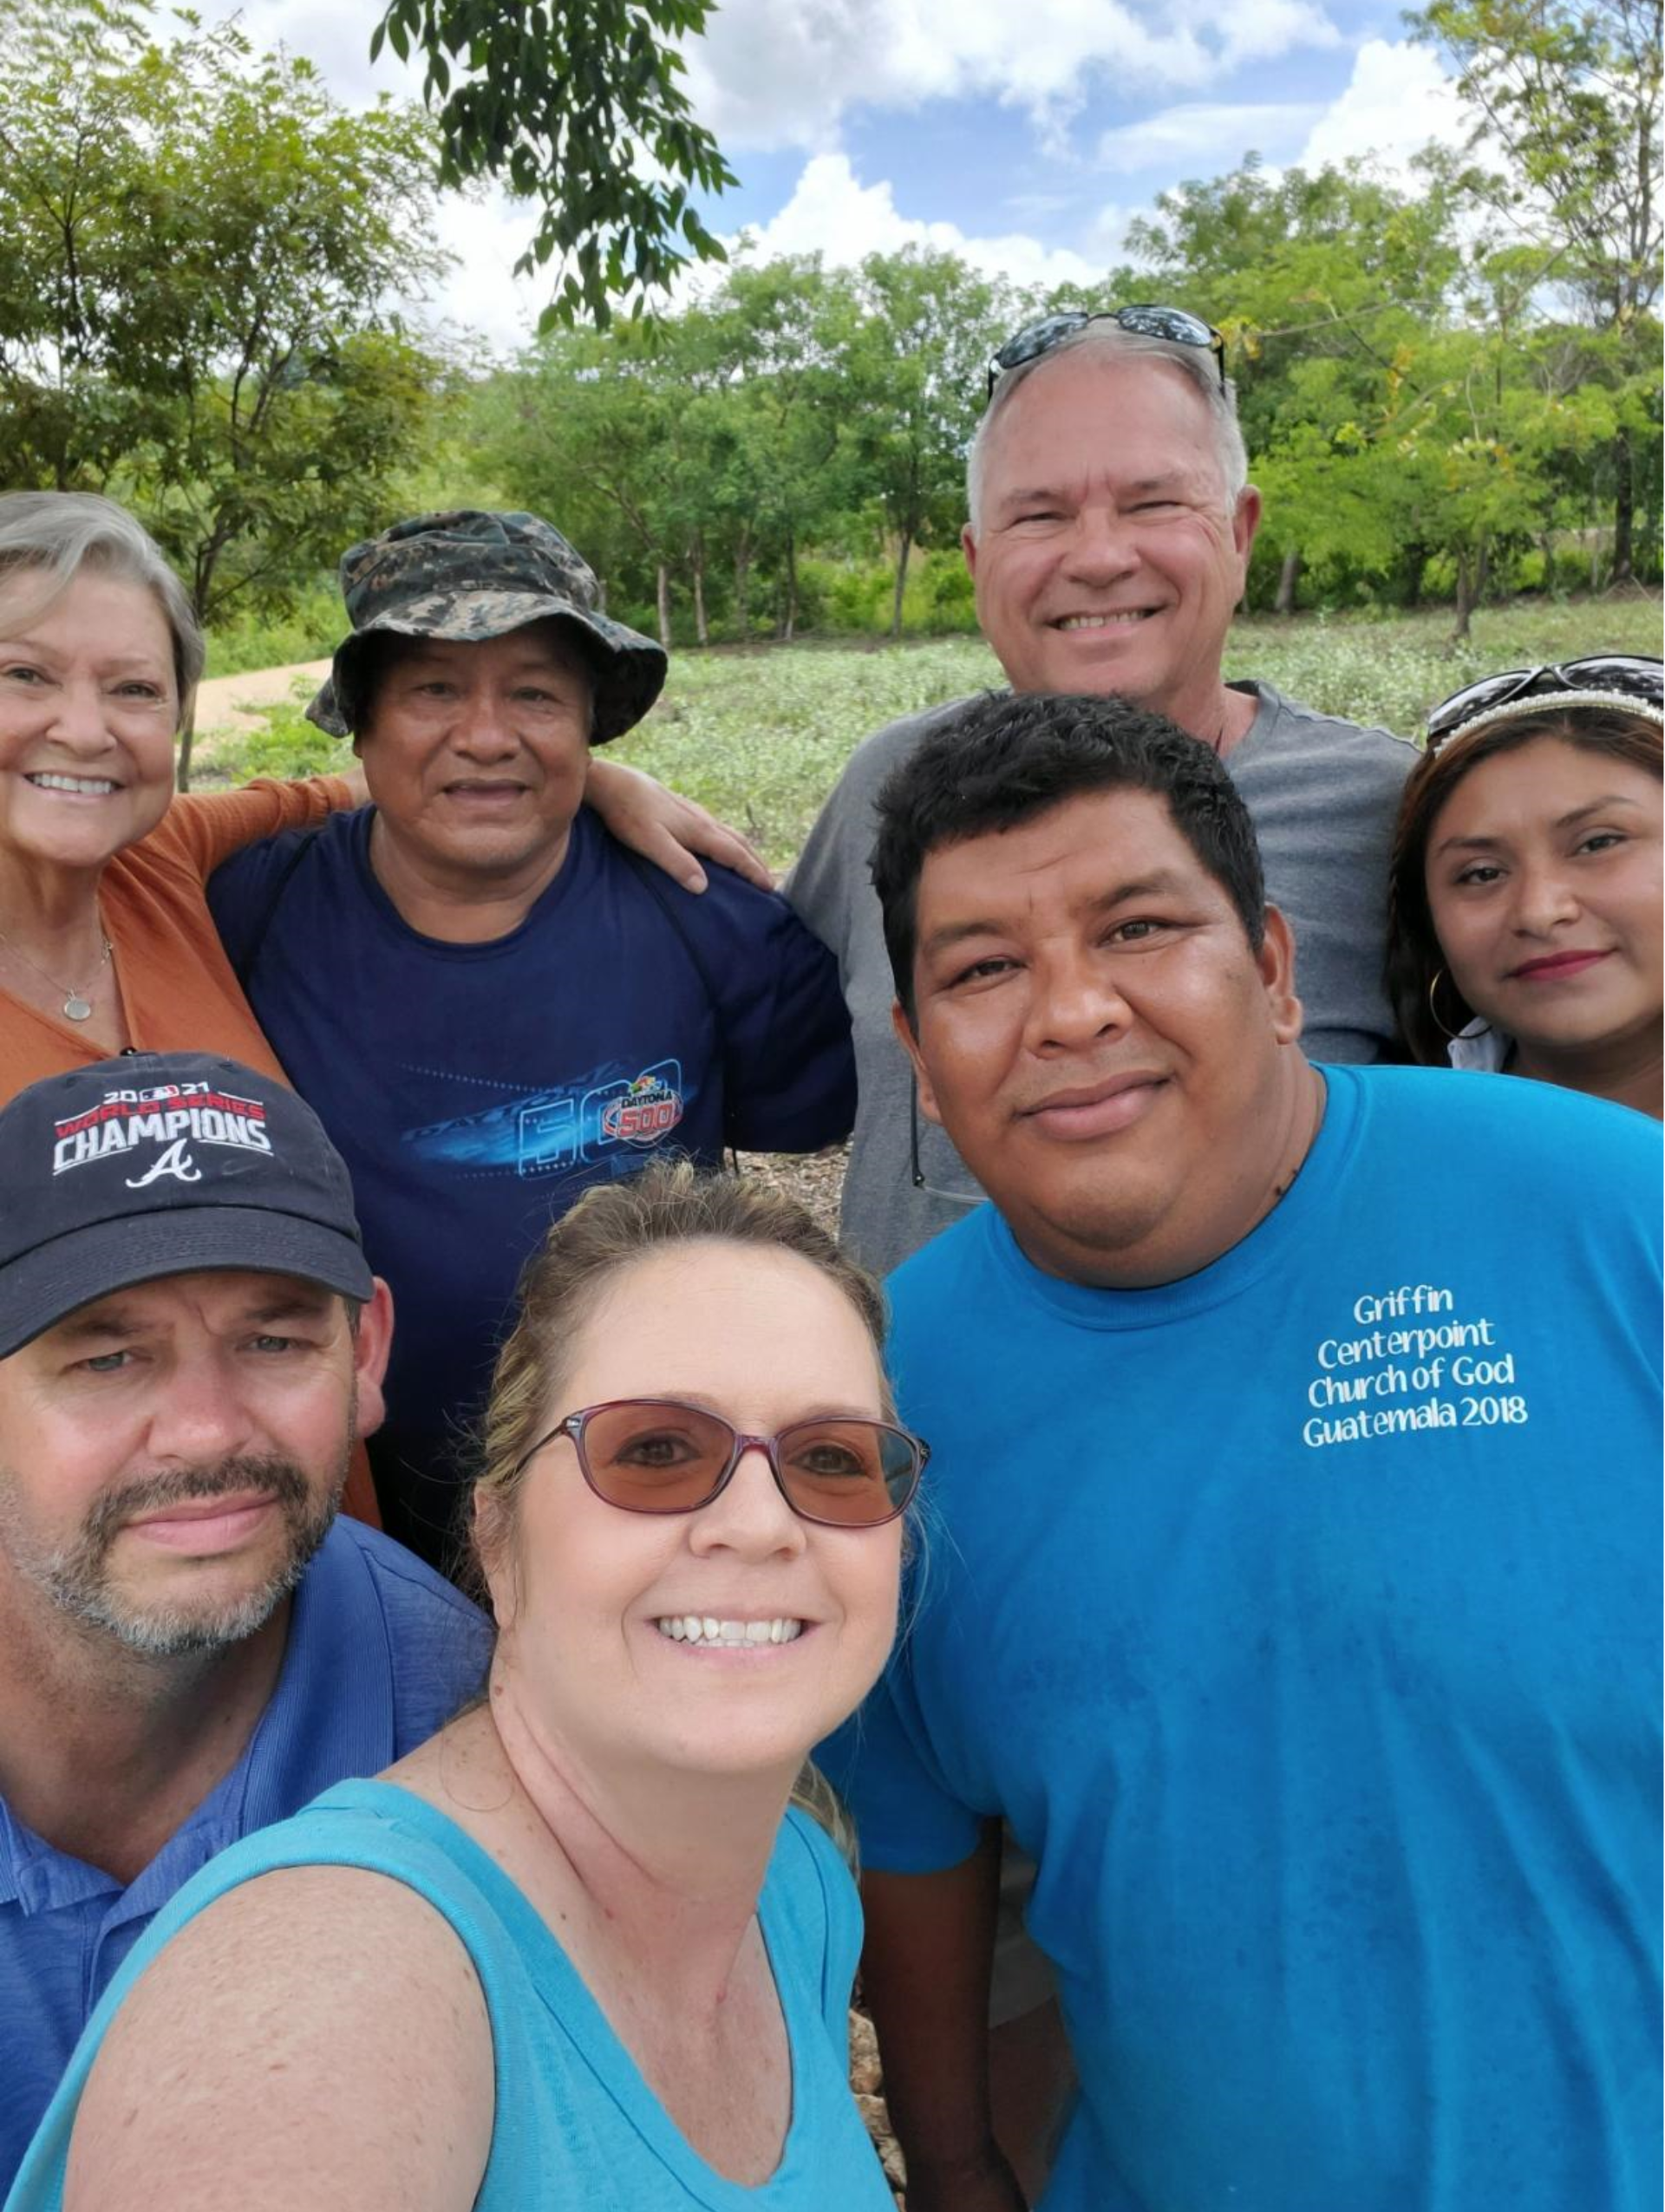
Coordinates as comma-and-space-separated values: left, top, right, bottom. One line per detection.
402, 1060, 691, 1183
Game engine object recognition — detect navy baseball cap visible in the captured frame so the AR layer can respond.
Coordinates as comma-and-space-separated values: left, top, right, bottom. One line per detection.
0, 1054, 374, 1360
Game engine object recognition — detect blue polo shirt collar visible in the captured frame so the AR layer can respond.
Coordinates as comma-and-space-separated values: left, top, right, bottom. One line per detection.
0, 1523, 393, 1927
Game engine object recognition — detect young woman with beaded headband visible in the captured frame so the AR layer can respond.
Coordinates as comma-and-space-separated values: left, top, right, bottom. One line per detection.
1385, 656, 1663, 1118
10, 1160, 923, 2212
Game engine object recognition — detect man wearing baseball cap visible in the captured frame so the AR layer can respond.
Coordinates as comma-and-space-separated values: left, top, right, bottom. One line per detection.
205, 510, 855, 1569
0, 1054, 491, 2188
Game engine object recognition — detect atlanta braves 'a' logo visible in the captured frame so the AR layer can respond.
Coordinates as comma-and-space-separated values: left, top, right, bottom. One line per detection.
124, 1138, 203, 1189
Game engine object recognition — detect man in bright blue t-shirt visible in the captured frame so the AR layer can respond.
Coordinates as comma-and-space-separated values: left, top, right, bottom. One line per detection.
820, 691, 1662, 2212
0, 1054, 491, 2190
208, 511, 855, 1569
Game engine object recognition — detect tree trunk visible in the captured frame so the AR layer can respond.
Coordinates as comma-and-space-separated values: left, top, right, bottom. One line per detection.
734, 530, 752, 636
178, 570, 221, 792
1450, 551, 1474, 642
691, 545, 708, 648
890, 536, 911, 640
175, 697, 198, 793
781, 529, 798, 644
1274, 547, 1301, 617
1612, 427, 1635, 584
655, 563, 671, 651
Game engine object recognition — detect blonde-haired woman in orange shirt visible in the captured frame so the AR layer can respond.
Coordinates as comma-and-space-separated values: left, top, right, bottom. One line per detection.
0, 492, 358, 1088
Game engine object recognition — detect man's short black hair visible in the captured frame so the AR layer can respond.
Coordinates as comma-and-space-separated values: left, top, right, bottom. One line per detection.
872, 691, 1267, 1021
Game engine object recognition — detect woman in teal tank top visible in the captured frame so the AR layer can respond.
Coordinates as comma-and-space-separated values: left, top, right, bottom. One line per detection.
9, 1163, 924, 2212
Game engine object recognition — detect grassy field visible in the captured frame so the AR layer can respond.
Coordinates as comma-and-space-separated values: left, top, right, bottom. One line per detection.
206, 594, 1662, 871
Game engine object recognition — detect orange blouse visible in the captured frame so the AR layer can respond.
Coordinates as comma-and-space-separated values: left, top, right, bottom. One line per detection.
0, 777, 353, 1089
0, 775, 382, 1527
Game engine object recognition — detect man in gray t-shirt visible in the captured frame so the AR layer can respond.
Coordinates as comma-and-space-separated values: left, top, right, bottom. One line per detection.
789, 323, 1414, 1281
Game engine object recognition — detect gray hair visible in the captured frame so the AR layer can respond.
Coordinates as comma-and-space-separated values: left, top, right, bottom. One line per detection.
0, 492, 205, 714
965, 325, 1250, 536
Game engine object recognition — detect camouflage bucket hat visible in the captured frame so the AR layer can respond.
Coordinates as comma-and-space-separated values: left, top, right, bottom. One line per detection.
305, 509, 668, 745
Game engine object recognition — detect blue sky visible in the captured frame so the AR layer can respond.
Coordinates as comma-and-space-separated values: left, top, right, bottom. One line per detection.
206, 0, 1468, 350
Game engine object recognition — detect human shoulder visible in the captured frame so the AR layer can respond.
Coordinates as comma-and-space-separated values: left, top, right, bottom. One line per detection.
330, 1515, 490, 1631
116, 781, 356, 894
778, 1800, 859, 1901
788, 695, 979, 954
64, 1862, 492, 2212
314, 1519, 493, 1720
837, 695, 979, 800
886, 1204, 1003, 1314
1349, 1056, 1660, 1147
583, 819, 843, 1044
795, 696, 980, 868
1342, 1062, 1662, 1231
771, 1808, 863, 2033
204, 801, 371, 958
882, 1208, 1017, 1388
1236, 679, 1417, 780
205, 796, 369, 878
1496, 1070, 1660, 1185
591, 813, 795, 935
845, 703, 972, 792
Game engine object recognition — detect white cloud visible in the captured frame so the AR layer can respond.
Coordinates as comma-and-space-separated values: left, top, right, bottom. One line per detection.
1081, 203, 1143, 268
221, 0, 1342, 160
1096, 101, 1325, 175
159, 5, 537, 358
728, 153, 1109, 290
1296, 39, 1467, 179
418, 189, 545, 359
212, 2, 424, 103
183, 8, 1464, 363
679, 0, 1341, 152
1209, 0, 1342, 69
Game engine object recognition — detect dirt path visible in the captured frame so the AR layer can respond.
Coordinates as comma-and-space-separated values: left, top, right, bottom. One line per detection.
193, 658, 331, 740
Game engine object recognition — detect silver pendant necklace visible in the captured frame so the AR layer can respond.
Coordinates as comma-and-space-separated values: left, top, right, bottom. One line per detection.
0, 923, 114, 1021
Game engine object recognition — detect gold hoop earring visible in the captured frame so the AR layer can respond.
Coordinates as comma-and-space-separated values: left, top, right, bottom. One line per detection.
1427, 968, 1488, 1043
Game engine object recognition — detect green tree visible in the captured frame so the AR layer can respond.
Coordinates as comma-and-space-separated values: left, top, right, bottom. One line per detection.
480, 323, 694, 643
1110, 146, 1658, 622
0, 0, 450, 781
840, 251, 1011, 637
689, 258, 853, 639
1120, 160, 1465, 609
480, 258, 862, 648
372, 0, 738, 330
1408, 0, 1663, 576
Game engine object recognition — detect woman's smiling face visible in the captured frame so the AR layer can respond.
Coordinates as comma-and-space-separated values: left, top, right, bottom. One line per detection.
485, 1240, 904, 1790
0, 568, 179, 878
1426, 734, 1662, 1067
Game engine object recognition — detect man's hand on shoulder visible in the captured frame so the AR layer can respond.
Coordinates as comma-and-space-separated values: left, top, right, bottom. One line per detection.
584, 755, 773, 894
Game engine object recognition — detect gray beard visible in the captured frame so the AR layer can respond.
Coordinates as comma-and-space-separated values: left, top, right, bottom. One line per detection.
2, 1450, 346, 1657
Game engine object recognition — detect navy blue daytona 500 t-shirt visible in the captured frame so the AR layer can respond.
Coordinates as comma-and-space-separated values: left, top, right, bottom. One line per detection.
209, 806, 855, 1563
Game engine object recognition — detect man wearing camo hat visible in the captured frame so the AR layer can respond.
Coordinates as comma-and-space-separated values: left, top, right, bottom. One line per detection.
206, 511, 855, 1567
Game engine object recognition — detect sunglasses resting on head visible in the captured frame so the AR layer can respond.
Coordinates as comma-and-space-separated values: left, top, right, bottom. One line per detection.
986, 303, 1227, 401
1425, 656, 1665, 754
